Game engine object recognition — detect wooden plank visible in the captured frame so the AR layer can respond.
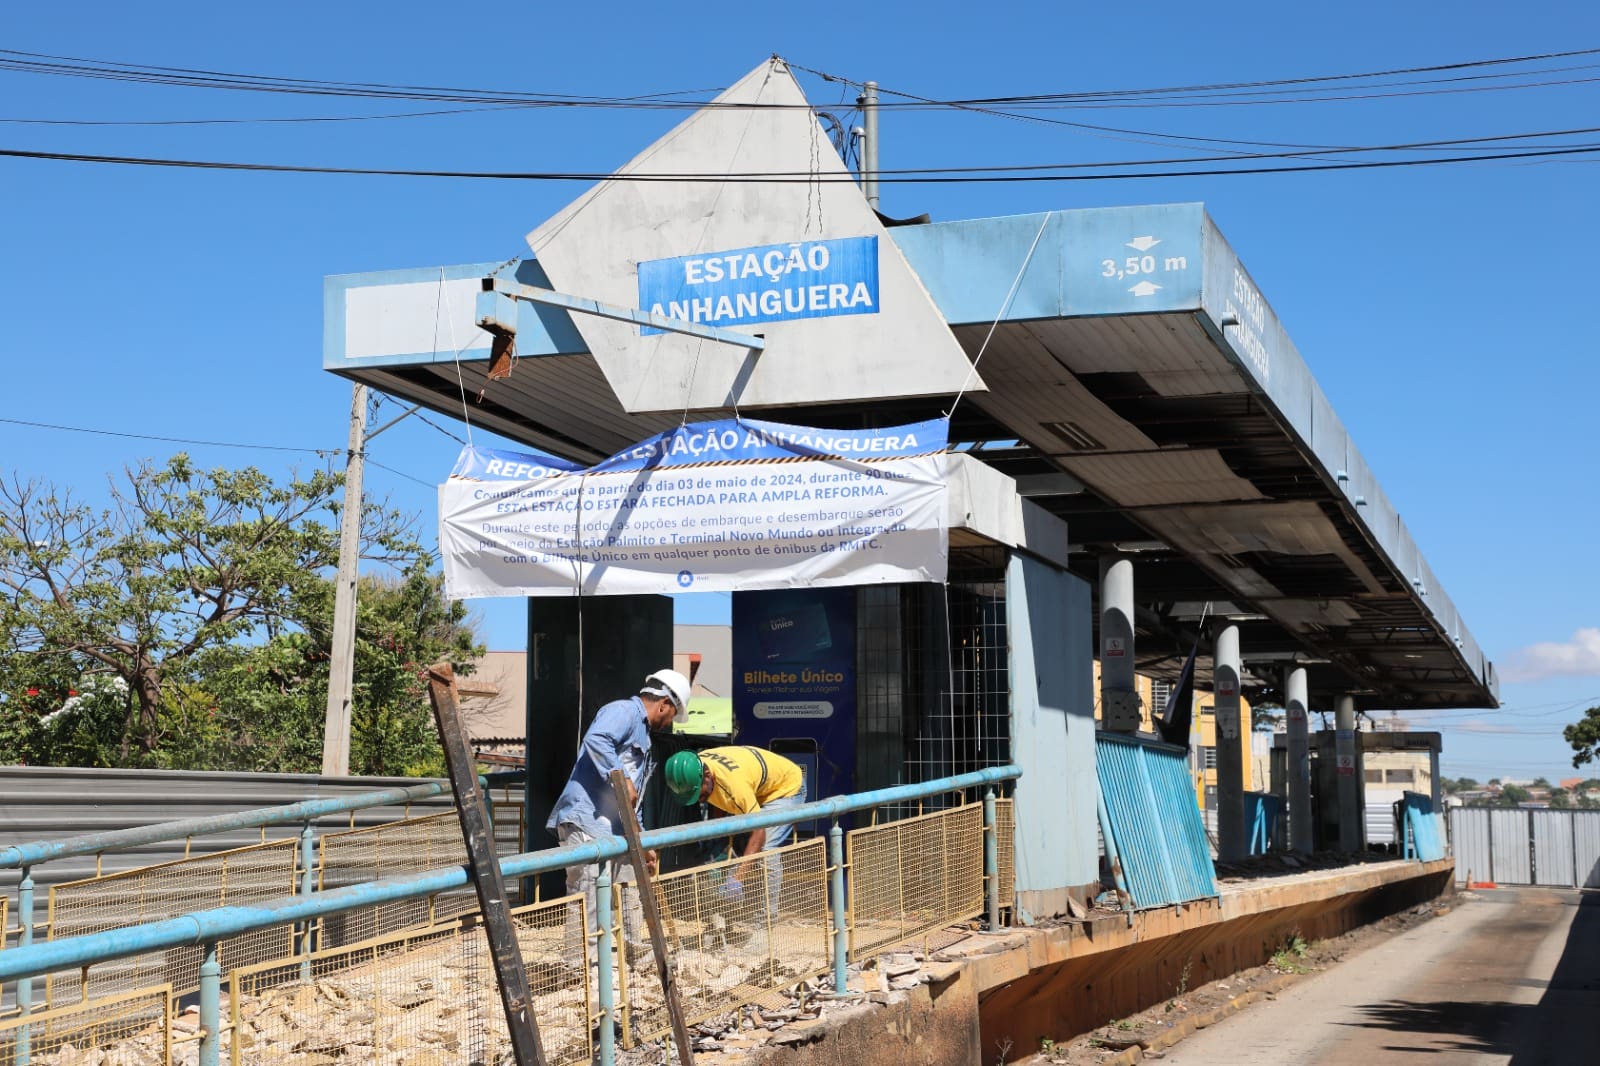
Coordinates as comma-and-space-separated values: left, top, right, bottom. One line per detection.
426, 662, 547, 1066
608, 768, 695, 1065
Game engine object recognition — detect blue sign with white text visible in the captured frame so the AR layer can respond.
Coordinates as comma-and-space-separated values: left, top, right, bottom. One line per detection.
637, 236, 879, 334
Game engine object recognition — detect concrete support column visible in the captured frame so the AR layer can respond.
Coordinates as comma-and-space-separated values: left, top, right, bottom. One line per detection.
1285, 667, 1313, 854
1429, 747, 1442, 809
1213, 626, 1246, 862
1098, 556, 1140, 732
1335, 695, 1362, 852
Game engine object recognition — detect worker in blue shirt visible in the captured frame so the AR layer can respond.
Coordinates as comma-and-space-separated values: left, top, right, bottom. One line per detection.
548, 668, 690, 970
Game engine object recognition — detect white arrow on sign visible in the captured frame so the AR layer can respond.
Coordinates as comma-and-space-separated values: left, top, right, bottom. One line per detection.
1129, 280, 1162, 297
1126, 236, 1161, 252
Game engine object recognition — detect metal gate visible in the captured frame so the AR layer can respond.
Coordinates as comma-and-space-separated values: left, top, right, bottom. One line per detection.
1450, 807, 1600, 887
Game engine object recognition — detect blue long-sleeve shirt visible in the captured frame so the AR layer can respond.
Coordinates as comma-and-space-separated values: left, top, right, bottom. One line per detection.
546, 696, 654, 838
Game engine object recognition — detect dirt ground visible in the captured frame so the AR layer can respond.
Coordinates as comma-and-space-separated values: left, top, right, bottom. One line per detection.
1021, 895, 1459, 1065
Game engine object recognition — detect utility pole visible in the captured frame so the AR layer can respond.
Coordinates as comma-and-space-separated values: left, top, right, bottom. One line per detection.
322, 382, 367, 776
858, 80, 879, 211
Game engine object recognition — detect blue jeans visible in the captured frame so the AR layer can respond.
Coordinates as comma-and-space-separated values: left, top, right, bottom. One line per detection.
757, 774, 805, 911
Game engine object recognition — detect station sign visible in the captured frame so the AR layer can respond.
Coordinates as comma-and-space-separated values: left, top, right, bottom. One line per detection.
638, 236, 879, 334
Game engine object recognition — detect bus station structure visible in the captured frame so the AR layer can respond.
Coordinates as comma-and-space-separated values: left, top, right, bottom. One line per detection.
0, 54, 1484, 1066
325, 57, 1489, 895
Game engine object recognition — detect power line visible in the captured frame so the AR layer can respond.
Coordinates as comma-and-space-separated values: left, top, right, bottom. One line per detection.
8, 139, 1600, 183
7, 45, 1600, 114
0, 415, 330, 455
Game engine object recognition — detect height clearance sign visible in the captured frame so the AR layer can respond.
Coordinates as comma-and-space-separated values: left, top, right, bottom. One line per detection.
439, 417, 948, 598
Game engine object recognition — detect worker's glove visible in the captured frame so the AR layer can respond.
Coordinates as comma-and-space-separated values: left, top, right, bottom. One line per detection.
718, 878, 744, 903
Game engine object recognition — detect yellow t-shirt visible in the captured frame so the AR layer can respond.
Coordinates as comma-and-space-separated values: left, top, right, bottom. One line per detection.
699, 746, 803, 815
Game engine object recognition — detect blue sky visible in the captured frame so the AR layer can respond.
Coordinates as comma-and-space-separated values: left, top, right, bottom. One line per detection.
3, 2, 1598, 783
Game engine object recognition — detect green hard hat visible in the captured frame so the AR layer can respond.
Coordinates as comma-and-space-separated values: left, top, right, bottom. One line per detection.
664, 751, 704, 806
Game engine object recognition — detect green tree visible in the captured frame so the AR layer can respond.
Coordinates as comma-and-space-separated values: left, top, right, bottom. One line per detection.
1549, 788, 1573, 809
1564, 706, 1600, 769
1531, 776, 1552, 789
1498, 783, 1532, 807
197, 562, 479, 776
0, 456, 414, 761
1251, 702, 1284, 733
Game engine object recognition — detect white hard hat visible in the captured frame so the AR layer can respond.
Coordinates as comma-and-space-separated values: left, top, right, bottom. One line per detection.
642, 668, 692, 721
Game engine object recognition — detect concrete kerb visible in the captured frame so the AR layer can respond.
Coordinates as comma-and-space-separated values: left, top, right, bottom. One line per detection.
1096, 969, 1302, 1065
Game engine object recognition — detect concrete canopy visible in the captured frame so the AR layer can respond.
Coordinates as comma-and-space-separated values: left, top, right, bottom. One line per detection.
323, 89, 1494, 716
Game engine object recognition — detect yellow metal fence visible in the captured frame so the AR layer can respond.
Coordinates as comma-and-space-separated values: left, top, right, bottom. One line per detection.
996, 797, 1015, 909
230, 895, 591, 1066
46, 839, 300, 1008
847, 803, 985, 961
9, 795, 1001, 1060
619, 837, 830, 1046
0, 986, 171, 1066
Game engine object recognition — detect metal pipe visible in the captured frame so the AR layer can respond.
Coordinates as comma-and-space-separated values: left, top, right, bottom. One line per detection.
860, 81, 879, 210
595, 872, 615, 1066
298, 823, 317, 980
829, 823, 848, 993
18, 865, 33, 1066
983, 790, 1000, 930
0, 764, 1021, 983
0, 781, 448, 869
198, 940, 220, 1066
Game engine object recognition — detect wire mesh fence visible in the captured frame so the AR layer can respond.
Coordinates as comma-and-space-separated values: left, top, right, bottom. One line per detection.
45, 839, 299, 1008
8, 786, 1005, 1061
619, 837, 830, 1046
229, 896, 591, 1066
996, 797, 1015, 911
0, 986, 171, 1066
847, 802, 985, 961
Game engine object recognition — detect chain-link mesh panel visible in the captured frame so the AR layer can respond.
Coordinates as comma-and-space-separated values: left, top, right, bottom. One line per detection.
46, 839, 298, 1007
0, 987, 171, 1066
228, 897, 591, 1066
317, 809, 520, 950
996, 797, 1015, 913
847, 803, 985, 961
620, 838, 828, 1046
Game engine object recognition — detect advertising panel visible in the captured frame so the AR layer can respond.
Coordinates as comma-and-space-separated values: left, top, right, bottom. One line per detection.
732, 587, 858, 817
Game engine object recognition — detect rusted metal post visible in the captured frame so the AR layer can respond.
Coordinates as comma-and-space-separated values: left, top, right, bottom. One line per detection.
607, 768, 694, 1066
427, 662, 548, 1066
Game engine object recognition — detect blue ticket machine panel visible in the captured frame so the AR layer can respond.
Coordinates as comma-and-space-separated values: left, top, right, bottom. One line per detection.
732, 587, 857, 834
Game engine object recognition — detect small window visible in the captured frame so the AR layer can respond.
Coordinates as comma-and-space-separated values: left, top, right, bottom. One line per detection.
1364, 769, 1384, 783
1202, 746, 1217, 770
1388, 768, 1415, 784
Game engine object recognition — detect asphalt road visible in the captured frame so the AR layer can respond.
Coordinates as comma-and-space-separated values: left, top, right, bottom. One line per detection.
1166, 887, 1600, 1065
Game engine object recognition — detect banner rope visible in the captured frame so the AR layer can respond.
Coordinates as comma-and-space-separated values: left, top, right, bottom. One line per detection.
945, 211, 1052, 421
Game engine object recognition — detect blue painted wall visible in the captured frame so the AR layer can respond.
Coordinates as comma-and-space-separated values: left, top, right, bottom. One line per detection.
1005, 554, 1097, 914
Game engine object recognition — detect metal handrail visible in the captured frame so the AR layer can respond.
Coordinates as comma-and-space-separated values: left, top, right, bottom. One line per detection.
0, 763, 1019, 982
0, 781, 454, 870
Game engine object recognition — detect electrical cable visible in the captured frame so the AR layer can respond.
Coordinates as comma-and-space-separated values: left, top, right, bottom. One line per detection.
0, 414, 331, 455
9, 138, 1600, 182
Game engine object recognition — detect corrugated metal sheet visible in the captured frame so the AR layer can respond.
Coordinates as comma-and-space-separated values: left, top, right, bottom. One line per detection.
1531, 810, 1576, 886
1244, 792, 1283, 856
0, 766, 462, 915
1489, 809, 1532, 883
1367, 789, 1403, 846
1399, 793, 1446, 862
1096, 734, 1217, 909
1454, 808, 1600, 887
1450, 808, 1491, 883
1577, 812, 1600, 889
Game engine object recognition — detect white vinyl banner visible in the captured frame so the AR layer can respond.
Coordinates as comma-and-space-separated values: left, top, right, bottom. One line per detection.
440, 417, 949, 598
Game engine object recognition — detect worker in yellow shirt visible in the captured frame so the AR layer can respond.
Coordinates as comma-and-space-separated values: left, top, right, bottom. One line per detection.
663, 746, 806, 909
